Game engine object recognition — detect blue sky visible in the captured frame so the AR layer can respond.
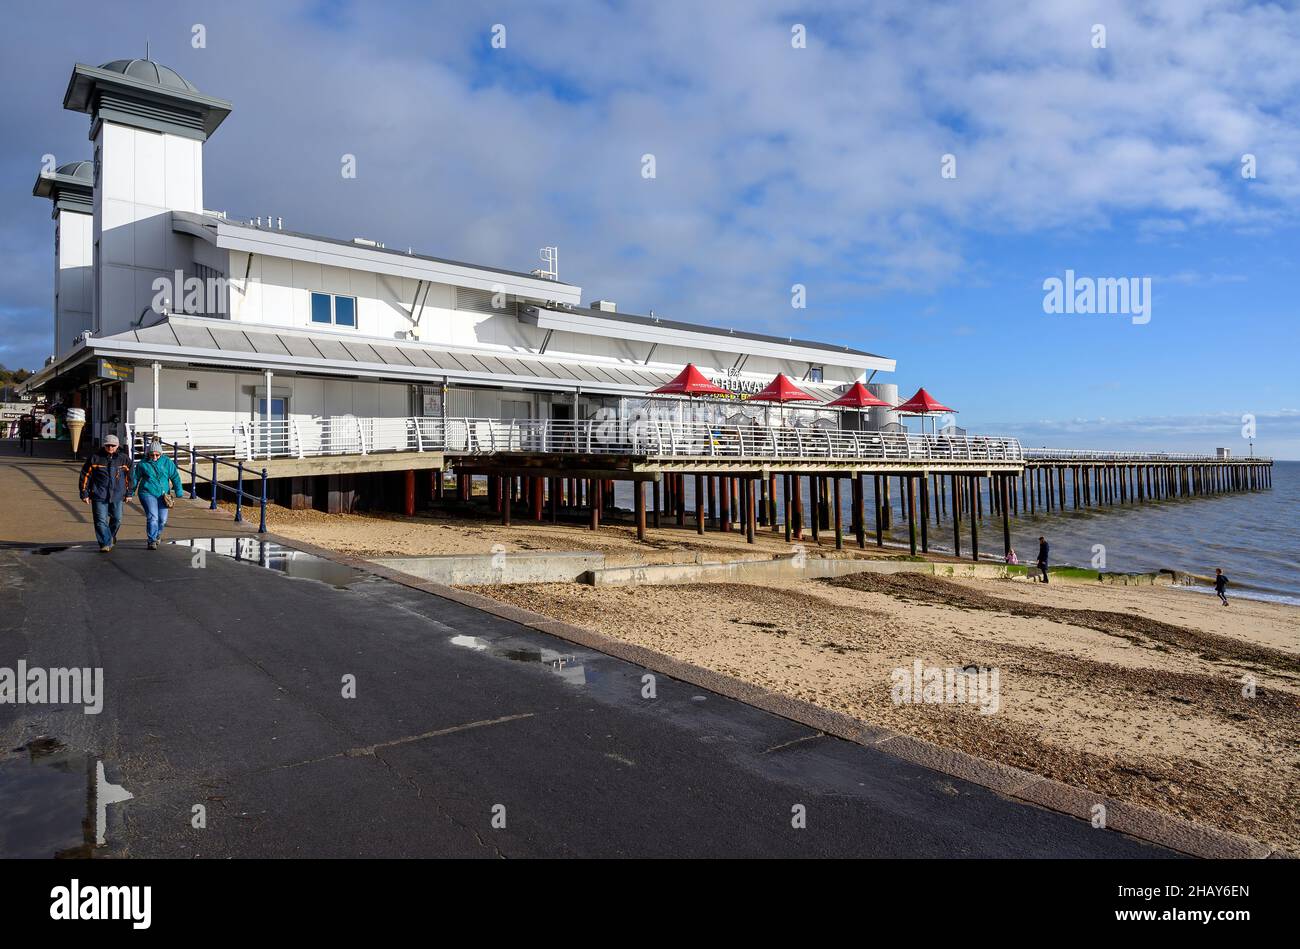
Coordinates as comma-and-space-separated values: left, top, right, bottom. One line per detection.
2, 0, 1297, 456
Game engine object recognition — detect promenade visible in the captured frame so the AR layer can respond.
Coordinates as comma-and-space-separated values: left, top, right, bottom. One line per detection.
0, 441, 1168, 857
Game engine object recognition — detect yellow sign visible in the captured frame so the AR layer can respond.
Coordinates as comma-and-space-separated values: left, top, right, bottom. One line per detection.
97, 359, 135, 383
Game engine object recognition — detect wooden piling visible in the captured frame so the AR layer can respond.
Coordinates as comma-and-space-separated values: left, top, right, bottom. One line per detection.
695, 474, 706, 535
635, 481, 646, 541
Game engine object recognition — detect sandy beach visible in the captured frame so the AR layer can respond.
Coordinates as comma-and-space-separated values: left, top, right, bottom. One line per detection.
268, 506, 1300, 850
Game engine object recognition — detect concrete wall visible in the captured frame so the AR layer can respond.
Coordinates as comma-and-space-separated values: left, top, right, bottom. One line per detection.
373, 551, 605, 585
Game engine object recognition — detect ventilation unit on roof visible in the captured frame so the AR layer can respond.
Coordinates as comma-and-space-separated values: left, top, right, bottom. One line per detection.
589, 300, 617, 312
353, 237, 385, 248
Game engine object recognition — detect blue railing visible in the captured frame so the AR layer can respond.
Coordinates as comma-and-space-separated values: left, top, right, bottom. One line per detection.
159, 439, 268, 533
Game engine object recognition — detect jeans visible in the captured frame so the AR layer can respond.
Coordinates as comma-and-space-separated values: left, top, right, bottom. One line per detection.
139, 493, 171, 543
1038, 561, 1049, 583
91, 499, 123, 548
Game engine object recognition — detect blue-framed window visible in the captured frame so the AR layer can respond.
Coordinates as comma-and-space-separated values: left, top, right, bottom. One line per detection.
311, 291, 357, 328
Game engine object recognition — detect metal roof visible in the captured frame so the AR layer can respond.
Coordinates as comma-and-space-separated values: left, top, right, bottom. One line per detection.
64, 317, 845, 400
547, 305, 886, 361
180, 213, 580, 290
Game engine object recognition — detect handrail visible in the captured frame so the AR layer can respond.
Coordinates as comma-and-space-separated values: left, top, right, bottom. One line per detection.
128, 416, 1271, 466
156, 438, 268, 534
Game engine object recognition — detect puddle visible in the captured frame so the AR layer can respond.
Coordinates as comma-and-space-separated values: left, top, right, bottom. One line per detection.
0, 738, 97, 858
449, 634, 588, 687
168, 537, 365, 589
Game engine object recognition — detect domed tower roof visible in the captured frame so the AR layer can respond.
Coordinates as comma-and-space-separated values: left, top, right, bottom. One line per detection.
97, 59, 200, 94
64, 57, 231, 140
55, 160, 94, 182
33, 158, 94, 211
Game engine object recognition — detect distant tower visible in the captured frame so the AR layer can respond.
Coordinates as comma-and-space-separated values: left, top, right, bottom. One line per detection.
61, 59, 232, 337
32, 160, 94, 358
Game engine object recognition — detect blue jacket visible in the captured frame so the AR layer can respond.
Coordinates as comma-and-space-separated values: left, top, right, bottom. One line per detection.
79, 450, 133, 503
134, 455, 184, 499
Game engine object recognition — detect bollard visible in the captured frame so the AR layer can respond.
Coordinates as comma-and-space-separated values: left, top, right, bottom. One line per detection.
210, 457, 219, 510
259, 468, 268, 534
235, 462, 244, 523
189, 448, 198, 499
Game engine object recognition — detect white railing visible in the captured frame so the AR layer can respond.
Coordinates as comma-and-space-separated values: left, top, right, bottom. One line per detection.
1024, 449, 1271, 463
129, 416, 1023, 463
444, 418, 1024, 463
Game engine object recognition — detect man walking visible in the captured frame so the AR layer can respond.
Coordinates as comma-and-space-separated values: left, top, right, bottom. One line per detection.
1214, 568, 1230, 607
79, 434, 133, 552
1036, 535, 1050, 584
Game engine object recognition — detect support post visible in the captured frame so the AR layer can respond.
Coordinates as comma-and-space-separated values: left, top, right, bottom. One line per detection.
833, 477, 843, 550
635, 481, 646, 542
696, 474, 705, 535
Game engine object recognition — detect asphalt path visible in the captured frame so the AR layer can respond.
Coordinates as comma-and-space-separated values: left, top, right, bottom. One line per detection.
0, 536, 1171, 858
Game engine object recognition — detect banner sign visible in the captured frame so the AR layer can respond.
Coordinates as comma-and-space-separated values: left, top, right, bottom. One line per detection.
96, 359, 135, 383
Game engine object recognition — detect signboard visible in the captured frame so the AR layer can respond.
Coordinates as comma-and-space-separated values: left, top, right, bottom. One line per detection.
97, 359, 135, 383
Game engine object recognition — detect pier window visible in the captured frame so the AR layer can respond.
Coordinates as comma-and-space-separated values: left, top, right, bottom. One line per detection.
311, 291, 357, 328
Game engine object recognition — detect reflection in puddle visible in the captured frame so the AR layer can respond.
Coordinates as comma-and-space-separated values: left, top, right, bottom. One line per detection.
168, 537, 364, 589
450, 634, 588, 687
0, 738, 95, 858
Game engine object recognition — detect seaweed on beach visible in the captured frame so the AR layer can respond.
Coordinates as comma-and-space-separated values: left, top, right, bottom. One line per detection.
820, 572, 1300, 676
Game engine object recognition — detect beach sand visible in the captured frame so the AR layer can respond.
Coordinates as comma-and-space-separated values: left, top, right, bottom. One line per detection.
477, 573, 1300, 851
262, 504, 915, 566
268, 505, 1300, 850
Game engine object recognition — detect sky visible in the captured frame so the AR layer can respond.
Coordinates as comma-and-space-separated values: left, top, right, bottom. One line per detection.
1, 0, 1297, 456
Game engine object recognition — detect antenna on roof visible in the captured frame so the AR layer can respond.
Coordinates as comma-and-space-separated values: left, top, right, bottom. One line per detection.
531, 246, 558, 281
146, 39, 150, 60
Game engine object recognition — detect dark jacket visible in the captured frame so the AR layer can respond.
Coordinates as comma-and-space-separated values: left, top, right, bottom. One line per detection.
1037, 541, 1049, 565
1214, 574, 1228, 592
79, 450, 133, 503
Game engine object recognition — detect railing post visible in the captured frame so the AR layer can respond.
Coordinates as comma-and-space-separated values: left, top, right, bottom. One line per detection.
210, 457, 219, 510
414, 416, 424, 452
189, 447, 198, 499
357, 416, 368, 455
185, 421, 193, 453
259, 468, 268, 534
235, 462, 244, 523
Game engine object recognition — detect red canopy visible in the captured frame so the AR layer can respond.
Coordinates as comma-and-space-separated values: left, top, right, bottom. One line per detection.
824, 382, 892, 409
649, 363, 730, 397
748, 373, 819, 404
893, 387, 956, 415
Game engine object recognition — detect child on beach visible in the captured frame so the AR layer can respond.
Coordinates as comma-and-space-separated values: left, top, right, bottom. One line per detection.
1214, 568, 1229, 607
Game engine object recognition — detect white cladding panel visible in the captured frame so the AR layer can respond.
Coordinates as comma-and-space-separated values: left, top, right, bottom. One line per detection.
95, 121, 207, 339
54, 210, 94, 358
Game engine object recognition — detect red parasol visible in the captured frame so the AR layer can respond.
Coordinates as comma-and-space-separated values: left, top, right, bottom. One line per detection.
747, 373, 819, 428
892, 387, 957, 434
824, 382, 892, 409
748, 373, 819, 404
649, 363, 731, 397
824, 381, 892, 431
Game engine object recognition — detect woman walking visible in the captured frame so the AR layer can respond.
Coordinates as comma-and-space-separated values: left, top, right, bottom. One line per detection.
134, 440, 185, 550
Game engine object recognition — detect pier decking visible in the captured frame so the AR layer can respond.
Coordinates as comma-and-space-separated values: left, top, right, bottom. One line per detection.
133, 415, 1272, 561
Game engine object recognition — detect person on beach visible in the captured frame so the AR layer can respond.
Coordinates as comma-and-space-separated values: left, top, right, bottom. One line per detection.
1214, 568, 1230, 607
1036, 536, 1049, 583
134, 439, 184, 550
1005, 547, 1018, 565
78, 433, 132, 552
